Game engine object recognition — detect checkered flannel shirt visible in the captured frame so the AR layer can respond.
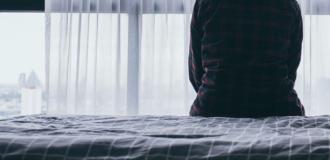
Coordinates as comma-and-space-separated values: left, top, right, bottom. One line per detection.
189, 0, 305, 117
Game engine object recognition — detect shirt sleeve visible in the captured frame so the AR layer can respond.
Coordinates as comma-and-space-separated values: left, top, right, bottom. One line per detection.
288, 2, 303, 83
189, 1, 205, 92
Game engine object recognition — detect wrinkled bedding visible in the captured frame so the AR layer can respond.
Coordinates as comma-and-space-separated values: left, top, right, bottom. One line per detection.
1, 115, 330, 160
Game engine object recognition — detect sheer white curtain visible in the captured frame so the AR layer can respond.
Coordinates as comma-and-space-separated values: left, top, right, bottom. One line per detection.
45, 0, 195, 115
297, 0, 330, 115
46, 0, 330, 116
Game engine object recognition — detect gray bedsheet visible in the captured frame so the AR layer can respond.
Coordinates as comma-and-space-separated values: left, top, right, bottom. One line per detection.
0, 115, 330, 160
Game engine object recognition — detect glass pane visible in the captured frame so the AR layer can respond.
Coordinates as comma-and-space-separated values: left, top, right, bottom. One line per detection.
304, 15, 330, 115
0, 13, 45, 118
140, 14, 195, 115
46, 13, 129, 115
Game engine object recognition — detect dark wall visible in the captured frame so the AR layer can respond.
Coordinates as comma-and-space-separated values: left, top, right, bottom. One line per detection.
0, 0, 44, 11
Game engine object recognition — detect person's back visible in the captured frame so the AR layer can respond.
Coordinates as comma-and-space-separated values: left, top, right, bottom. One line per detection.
189, 0, 305, 117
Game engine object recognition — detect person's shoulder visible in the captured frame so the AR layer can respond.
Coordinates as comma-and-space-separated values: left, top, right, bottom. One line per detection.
195, 0, 221, 7
270, 0, 301, 15
288, 0, 300, 6
195, 0, 224, 12
287, 0, 302, 16
195, 0, 208, 7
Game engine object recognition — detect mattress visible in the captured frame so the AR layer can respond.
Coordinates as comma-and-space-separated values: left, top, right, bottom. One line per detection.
0, 115, 330, 160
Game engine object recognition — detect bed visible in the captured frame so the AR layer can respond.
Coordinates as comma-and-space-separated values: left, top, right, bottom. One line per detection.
0, 115, 330, 160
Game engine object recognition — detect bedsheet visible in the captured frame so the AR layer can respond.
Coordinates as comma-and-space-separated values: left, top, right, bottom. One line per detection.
1, 115, 330, 160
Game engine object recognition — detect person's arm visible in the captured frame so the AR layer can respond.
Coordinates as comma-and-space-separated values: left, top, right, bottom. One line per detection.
189, 1, 205, 92
288, 2, 303, 83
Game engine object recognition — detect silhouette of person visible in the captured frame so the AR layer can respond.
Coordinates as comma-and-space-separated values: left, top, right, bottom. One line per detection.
189, 0, 305, 117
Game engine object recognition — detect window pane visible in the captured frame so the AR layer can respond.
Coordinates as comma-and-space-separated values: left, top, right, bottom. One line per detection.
46, 13, 129, 115
0, 13, 45, 118
303, 15, 330, 115
140, 14, 194, 115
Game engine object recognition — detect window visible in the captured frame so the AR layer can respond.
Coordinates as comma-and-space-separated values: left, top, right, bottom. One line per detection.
1, 0, 330, 116
45, 0, 195, 115
0, 0, 45, 118
300, 14, 330, 115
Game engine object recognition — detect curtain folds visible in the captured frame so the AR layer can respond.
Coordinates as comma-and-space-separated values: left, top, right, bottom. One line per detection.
298, 0, 330, 115
46, 0, 330, 116
46, 0, 195, 115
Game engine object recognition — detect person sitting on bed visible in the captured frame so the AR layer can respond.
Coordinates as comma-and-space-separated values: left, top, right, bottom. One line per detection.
189, 0, 305, 117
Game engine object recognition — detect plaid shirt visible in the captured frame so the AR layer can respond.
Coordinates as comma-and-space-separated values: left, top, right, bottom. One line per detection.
189, 0, 305, 117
